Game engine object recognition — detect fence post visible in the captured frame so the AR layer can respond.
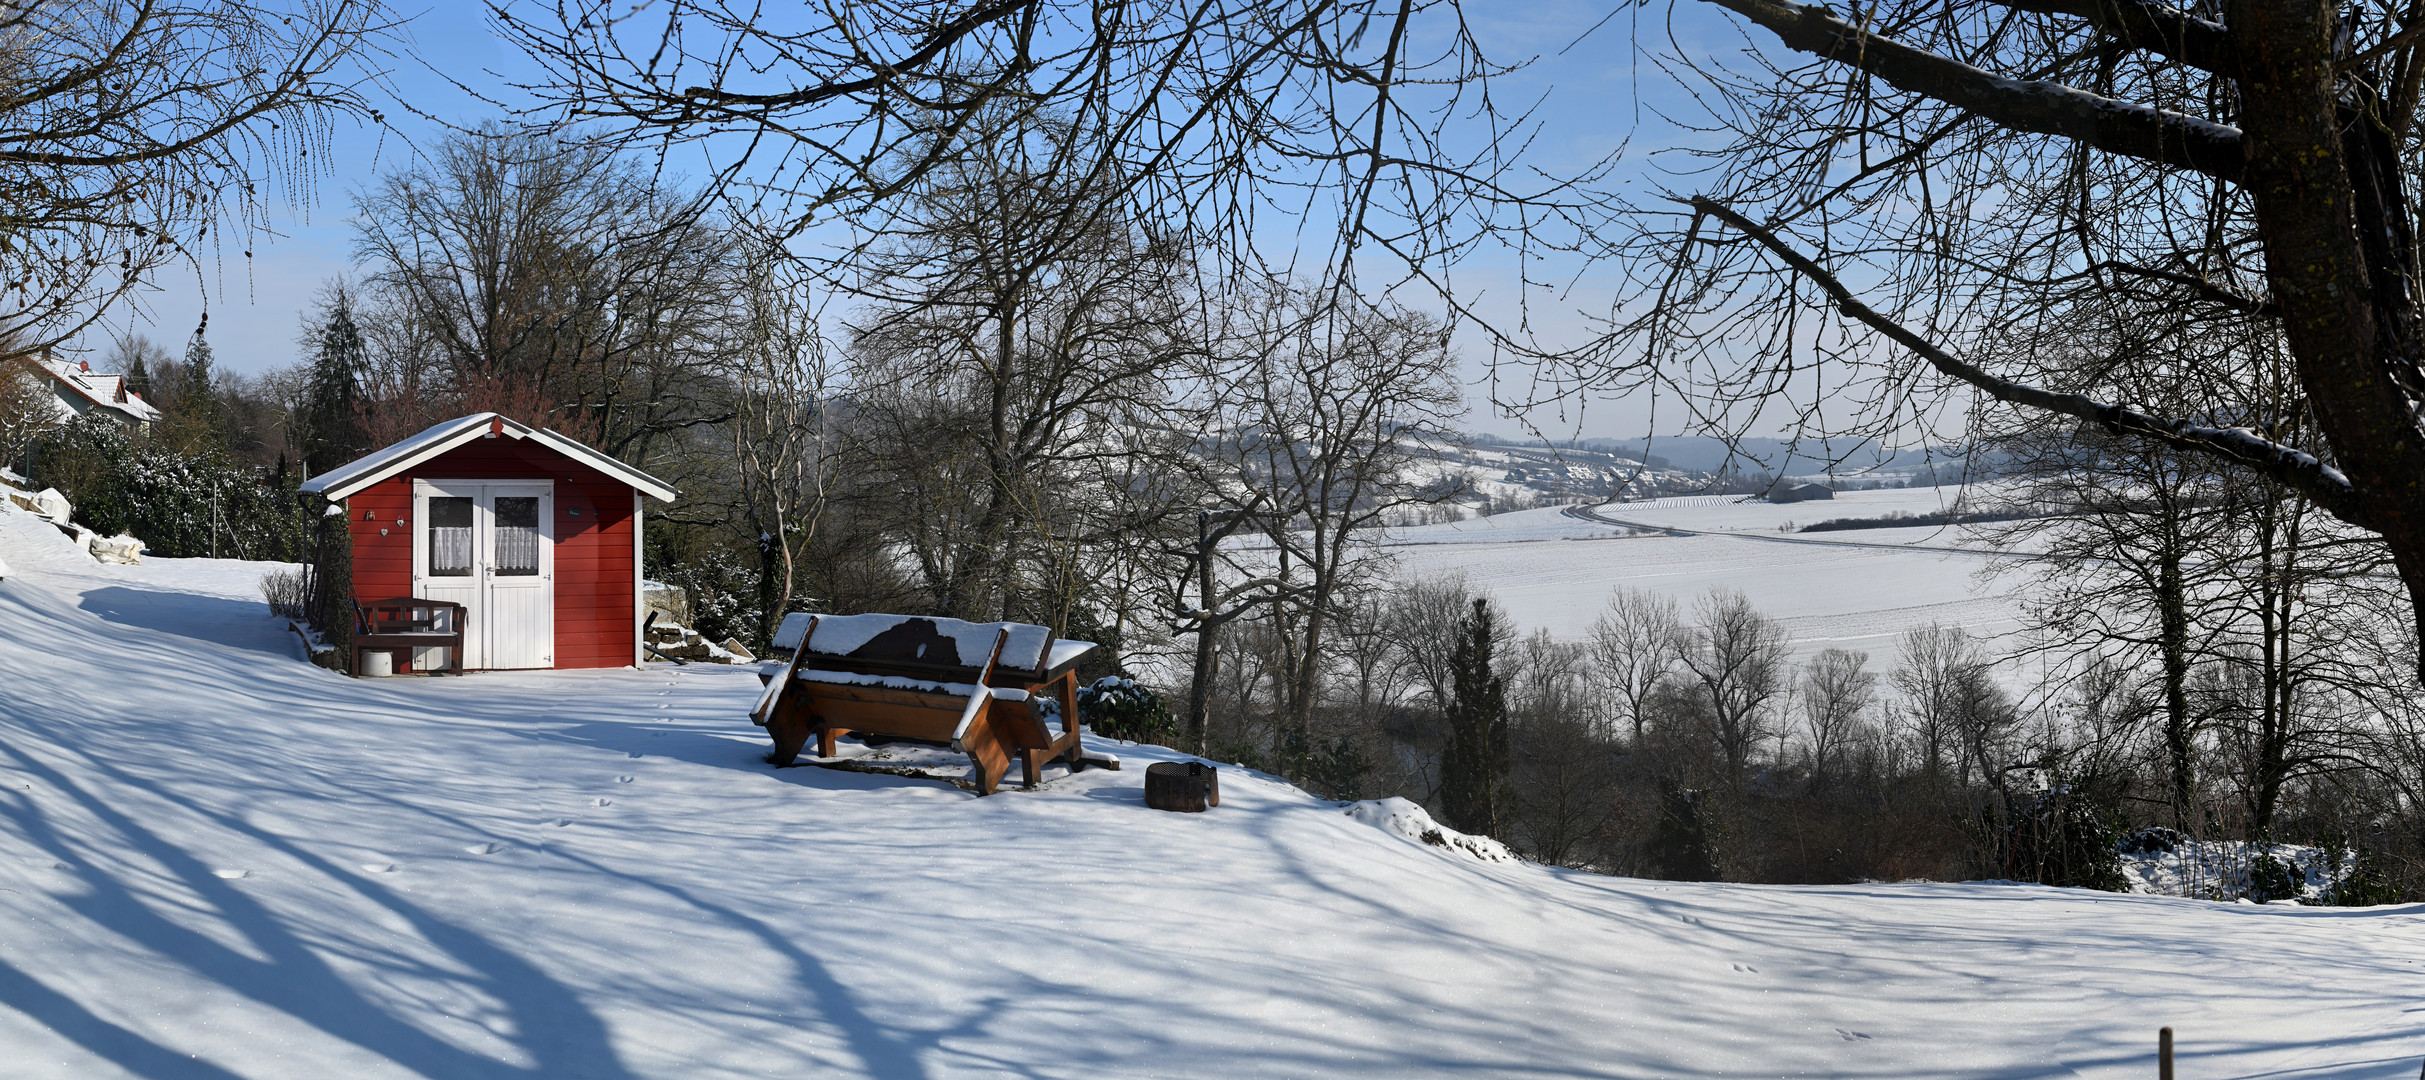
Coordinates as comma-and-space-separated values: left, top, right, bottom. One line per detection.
2159, 1027, 2173, 1080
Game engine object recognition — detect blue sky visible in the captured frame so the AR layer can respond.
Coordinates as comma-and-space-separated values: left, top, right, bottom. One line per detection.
106, 1, 1738, 440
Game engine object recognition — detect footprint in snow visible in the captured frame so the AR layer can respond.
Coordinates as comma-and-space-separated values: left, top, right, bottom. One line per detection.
465, 842, 503, 855
360, 862, 396, 873
592, 798, 611, 807
626, 751, 643, 759
547, 818, 573, 827
213, 869, 249, 879
1732, 962, 1760, 974
616, 775, 634, 783
1836, 1029, 1873, 1041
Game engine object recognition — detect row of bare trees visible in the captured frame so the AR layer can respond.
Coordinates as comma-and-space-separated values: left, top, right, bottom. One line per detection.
1195, 567, 2422, 898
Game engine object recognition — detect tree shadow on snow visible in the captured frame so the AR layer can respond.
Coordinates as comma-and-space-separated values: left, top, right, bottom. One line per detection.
76, 585, 293, 660
0, 738, 641, 1079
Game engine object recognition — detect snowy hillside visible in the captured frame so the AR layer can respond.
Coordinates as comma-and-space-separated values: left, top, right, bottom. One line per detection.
1387, 488, 2034, 661
0, 499, 2419, 1078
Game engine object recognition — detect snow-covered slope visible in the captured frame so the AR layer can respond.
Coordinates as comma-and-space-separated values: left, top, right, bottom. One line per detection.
0, 500, 2419, 1078
1386, 489, 2032, 661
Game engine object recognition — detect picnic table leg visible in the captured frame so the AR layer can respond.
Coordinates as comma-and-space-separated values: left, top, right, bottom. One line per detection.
1057, 671, 1085, 771
817, 727, 839, 759
1021, 748, 1042, 789
765, 694, 812, 766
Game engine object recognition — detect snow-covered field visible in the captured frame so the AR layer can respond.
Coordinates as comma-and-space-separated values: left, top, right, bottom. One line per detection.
2, 499, 2421, 1078
1385, 488, 2033, 662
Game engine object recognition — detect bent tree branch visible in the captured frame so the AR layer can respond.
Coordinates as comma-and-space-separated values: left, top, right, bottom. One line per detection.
1703, 0, 2245, 180
1686, 196, 2369, 528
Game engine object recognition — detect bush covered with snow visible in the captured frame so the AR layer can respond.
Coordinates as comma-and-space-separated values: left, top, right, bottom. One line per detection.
35, 414, 313, 560
2116, 828, 2395, 904
1344, 797, 1516, 863
1077, 675, 1173, 742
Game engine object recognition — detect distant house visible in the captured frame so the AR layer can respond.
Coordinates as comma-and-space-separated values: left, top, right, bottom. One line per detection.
19, 355, 160, 431
1769, 482, 1835, 503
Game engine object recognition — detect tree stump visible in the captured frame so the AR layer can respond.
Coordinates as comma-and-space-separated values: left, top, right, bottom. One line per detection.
1144, 762, 1219, 812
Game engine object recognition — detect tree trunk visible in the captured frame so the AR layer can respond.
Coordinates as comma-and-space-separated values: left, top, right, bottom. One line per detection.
2157, 533, 2196, 831
2231, 0, 2425, 681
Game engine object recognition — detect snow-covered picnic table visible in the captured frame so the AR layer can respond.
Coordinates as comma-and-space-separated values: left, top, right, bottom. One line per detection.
750, 613, 1114, 794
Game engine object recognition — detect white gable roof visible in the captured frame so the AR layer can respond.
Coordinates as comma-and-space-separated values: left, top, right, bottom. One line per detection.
26, 356, 161, 425
298, 413, 678, 503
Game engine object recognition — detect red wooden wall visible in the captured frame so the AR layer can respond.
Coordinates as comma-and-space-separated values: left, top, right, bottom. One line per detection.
347, 435, 637, 670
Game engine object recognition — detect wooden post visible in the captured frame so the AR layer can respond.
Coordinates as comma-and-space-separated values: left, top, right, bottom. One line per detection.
2159, 1027, 2173, 1080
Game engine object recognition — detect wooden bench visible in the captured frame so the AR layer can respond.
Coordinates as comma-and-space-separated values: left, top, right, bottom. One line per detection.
750, 613, 1109, 795
353, 598, 466, 676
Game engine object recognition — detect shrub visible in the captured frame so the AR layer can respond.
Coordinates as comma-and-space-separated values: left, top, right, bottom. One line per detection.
1991, 782, 2126, 891
1076, 676, 1173, 742
260, 567, 313, 620
2245, 850, 2304, 903
35, 414, 312, 560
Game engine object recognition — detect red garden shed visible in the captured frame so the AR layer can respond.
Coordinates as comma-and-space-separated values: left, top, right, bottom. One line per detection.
299, 413, 678, 672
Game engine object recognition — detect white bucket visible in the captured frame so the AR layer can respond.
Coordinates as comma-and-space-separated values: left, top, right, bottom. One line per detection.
359, 650, 394, 677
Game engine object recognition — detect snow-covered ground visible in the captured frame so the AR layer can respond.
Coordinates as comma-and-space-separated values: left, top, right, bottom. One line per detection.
1383, 488, 2033, 662
2, 499, 2421, 1078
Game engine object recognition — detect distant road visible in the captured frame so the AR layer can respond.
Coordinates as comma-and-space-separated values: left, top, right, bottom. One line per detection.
1562, 503, 2044, 562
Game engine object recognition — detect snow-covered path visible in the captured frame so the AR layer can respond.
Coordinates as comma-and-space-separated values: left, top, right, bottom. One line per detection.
0, 500, 2418, 1079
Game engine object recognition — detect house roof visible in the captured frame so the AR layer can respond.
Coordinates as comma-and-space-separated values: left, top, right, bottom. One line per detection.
298, 413, 679, 503
27, 356, 162, 424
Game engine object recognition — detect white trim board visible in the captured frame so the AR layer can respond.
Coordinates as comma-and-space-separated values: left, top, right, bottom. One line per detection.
300, 413, 678, 504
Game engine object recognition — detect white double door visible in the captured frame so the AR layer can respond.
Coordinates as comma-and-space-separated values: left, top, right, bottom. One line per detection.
413, 480, 554, 669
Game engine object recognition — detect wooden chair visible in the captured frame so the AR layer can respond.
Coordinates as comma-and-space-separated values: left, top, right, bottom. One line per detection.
353, 598, 466, 676
751, 613, 1105, 795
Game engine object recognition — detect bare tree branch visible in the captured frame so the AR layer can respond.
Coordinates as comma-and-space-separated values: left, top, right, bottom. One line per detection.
1688, 195, 2366, 526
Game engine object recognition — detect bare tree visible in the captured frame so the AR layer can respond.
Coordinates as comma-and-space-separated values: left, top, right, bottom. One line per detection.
724, 251, 847, 645
1586, 587, 1687, 744
1675, 589, 1789, 785
1560, 1, 2425, 679
1799, 648, 1876, 795
1222, 282, 1462, 737
1166, 496, 1289, 754
0, 0, 392, 357
352, 127, 735, 460
0, 358, 55, 473
845, 113, 1201, 623
1893, 624, 1984, 784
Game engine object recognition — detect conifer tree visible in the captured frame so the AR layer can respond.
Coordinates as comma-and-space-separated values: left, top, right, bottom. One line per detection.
302, 287, 369, 473
1440, 596, 1510, 838
168, 329, 226, 452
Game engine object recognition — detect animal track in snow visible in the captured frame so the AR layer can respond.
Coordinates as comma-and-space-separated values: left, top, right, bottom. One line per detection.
616, 775, 634, 783
360, 863, 395, 873
546, 818, 572, 827
592, 798, 611, 807
464, 842, 503, 855
212, 869, 249, 879
1731, 963, 1760, 974
1835, 1028, 1873, 1041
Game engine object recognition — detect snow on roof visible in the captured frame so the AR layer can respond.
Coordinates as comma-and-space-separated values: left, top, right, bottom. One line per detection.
298, 413, 677, 503
26, 356, 161, 424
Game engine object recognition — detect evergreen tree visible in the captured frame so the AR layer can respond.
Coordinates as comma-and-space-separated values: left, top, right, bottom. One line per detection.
124, 355, 150, 399
302, 287, 370, 473
1439, 596, 1510, 838
1649, 777, 1721, 881
168, 329, 226, 451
